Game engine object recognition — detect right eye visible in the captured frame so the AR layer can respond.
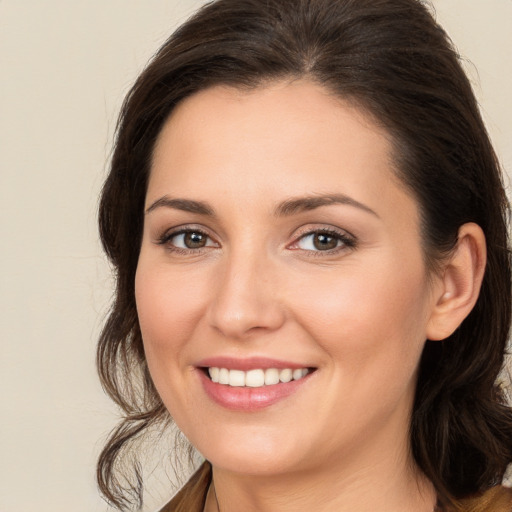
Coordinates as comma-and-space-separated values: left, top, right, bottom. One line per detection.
157, 228, 218, 252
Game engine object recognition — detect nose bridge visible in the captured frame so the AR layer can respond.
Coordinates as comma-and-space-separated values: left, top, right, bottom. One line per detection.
207, 243, 285, 339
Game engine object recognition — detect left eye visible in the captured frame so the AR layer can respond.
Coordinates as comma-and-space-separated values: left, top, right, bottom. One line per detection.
295, 231, 349, 251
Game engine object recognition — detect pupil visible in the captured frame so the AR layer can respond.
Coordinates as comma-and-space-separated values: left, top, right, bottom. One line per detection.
314, 233, 337, 250
185, 232, 206, 248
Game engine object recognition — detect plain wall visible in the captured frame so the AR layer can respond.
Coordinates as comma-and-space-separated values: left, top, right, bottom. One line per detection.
0, 1, 510, 511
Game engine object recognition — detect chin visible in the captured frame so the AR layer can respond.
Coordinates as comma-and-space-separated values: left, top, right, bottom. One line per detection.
189, 423, 311, 476
206, 449, 304, 477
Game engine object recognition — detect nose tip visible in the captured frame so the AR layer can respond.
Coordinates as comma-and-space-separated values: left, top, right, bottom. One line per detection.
206, 259, 286, 339
209, 298, 283, 339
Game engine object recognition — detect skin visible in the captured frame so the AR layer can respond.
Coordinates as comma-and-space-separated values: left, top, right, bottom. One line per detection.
135, 80, 486, 511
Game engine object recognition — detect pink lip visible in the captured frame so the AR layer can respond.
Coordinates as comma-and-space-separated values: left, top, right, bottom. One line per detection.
197, 366, 314, 412
196, 356, 310, 371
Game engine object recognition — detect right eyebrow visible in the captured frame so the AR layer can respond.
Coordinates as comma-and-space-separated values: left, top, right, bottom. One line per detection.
145, 196, 215, 216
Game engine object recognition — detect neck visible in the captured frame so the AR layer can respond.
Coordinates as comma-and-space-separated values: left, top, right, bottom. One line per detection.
205, 435, 437, 512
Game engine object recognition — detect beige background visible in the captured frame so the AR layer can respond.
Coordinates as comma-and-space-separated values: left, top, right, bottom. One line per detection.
1, 1, 511, 511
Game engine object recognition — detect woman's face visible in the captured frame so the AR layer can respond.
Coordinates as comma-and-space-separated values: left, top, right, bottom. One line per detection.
136, 80, 442, 477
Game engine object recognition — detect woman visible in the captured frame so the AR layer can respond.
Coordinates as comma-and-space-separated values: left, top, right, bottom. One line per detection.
96, 0, 512, 511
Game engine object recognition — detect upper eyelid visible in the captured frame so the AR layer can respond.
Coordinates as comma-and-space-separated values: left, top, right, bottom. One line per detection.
291, 224, 356, 241
158, 224, 214, 239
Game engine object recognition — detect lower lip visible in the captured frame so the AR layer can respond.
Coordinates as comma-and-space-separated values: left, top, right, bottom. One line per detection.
198, 370, 313, 411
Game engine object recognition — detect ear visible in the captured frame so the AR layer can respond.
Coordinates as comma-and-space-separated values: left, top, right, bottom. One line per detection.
426, 223, 487, 341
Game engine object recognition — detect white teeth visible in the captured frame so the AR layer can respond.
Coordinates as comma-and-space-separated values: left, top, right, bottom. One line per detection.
229, 369, 246, 387
264, 368, 280, 385
218, 368, 230, 385
246, 369, 265, 387
279, 368, 293, 383
207, 367, 311, 387
292, 368, 303, 380
209, 367, 220, 383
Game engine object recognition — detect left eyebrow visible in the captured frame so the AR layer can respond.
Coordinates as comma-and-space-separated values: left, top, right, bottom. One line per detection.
274, 194, 379, 218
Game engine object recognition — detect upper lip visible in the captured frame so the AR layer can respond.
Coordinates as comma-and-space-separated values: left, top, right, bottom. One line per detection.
196, 356, 314, 371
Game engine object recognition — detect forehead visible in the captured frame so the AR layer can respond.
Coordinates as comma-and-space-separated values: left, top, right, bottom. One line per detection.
153, 80, 391, 168
148, 80, 415, 224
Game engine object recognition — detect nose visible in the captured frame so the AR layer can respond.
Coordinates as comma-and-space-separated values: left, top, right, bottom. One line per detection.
206, 250, 286, 340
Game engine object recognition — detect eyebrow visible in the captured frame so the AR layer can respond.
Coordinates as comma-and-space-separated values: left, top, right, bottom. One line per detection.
145, 193, 379, 218
145, 197, 215, 216
274, 194, 379, 218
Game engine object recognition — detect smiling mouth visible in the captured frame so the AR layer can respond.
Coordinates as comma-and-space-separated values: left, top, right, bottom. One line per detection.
203, 367, 314, 388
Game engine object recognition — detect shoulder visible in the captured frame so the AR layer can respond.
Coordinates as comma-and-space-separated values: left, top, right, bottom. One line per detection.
158, 462, 211, 512
454, 485, 512, 512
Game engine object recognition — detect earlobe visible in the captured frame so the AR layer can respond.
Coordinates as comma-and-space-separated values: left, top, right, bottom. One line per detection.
426, 223, 487, 341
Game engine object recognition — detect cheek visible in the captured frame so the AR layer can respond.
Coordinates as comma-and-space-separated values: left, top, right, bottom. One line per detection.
134, 260, 214, 425
287, 258, 430, 374
134, 262, 207, 367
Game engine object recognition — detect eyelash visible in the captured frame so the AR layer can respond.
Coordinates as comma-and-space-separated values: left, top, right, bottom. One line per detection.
156, 227, 215, 255
156, 226, 357, 256
290, 228, 356, 257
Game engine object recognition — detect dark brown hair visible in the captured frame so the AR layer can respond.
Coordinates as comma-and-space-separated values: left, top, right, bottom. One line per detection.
97, 0, 512, 509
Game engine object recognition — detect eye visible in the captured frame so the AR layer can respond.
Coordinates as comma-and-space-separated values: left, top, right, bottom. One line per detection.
291, 228, 356, 253
157, 228, 218, 252
173, 231, 211, 249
